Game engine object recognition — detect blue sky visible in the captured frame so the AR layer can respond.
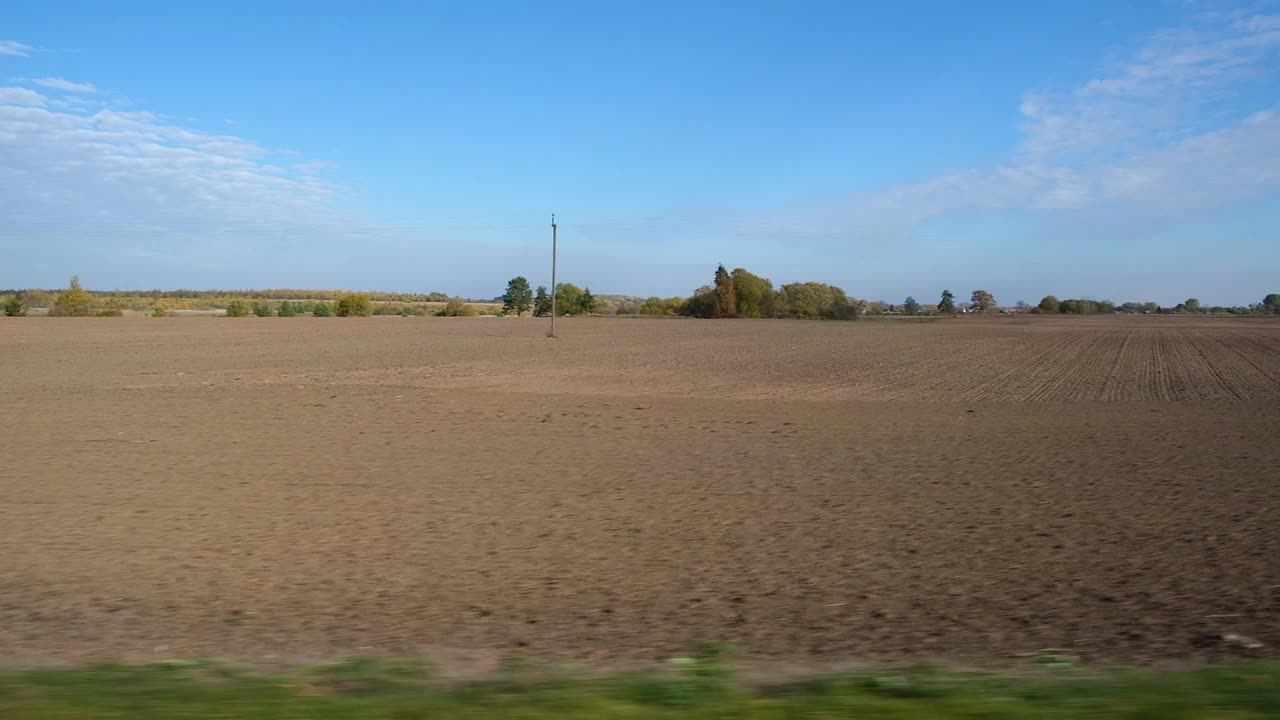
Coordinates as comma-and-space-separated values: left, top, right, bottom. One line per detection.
2, 1, 1278, 304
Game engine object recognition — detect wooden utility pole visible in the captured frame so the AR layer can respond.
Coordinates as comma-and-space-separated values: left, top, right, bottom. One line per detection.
549, 213, 557, 338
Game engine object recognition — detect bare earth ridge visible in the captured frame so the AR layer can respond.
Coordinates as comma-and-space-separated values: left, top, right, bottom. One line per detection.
1, 315, 1277, 667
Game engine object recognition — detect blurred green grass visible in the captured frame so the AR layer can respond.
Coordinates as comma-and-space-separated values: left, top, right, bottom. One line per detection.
2, 655, 1277, 719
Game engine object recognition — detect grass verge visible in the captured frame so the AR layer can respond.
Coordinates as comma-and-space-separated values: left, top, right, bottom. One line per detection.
2, 655, 1277, 719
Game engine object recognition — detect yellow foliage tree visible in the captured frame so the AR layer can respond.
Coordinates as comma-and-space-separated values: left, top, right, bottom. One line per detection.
52, 276, 91, 317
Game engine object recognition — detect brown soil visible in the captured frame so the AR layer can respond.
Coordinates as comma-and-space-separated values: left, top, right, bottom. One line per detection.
1, 315, 1277, 667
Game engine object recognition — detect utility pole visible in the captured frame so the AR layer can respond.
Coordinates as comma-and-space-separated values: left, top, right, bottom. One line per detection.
549, 213, 557, 338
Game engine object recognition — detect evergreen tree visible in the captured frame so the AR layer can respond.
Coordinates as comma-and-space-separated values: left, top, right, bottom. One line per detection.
533, 286, 551, 317
713, 264, 736, 317
503, 276, 534, 316
902, 296, 920, 315
578, 287, 599, 315
938, 289, 956, 314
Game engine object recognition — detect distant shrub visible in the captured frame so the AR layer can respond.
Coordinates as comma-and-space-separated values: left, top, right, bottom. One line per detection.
22, 289, 51, 309
334, 293, 373, 317
95, 297, 125, 317
225, 299, 250, 317
276, 301, 298, 317
311, 301, 334, 317
151, 304, 168, 317
678, 290, 716, 318
374, 303, 427, 316
640, 297, 683, 316
614, 301, 641, 315
437, 298, 477, 317
4, 293, 27, 317
251, 301, 274, 317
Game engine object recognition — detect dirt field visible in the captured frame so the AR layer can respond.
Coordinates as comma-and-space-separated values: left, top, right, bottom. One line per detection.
1, 315, 1278, 668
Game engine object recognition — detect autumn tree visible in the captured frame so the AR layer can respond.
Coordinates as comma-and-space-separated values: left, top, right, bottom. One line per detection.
970, 289, 997, 313
731, 267, 774, 318
52, 276, 91, 317
97, 297, 125, 317
502, 276, 533, 316
640, 297, 683, 315
938, 289, 956, 314
334, 293, 373, 316
776, 282, 855, 320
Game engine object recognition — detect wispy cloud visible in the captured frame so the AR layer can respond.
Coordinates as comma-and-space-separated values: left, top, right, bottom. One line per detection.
1, 10, 1277, 300
1017, 11, 1280, 161
0, 88, 348, 281
0, 40, 33, 57
0, 87, 45, 106
33, 77, 99, 93
725, 11, 1280, 245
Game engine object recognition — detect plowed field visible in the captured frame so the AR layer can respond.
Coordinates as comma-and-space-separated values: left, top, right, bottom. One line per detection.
1, 315, 1277, 667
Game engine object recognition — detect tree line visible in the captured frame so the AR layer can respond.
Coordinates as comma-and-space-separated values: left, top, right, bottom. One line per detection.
220, 295, 483, 318
1036, 294, 1280, 316
0, 278, 489, 317
497, 276, 605, 317
623, 265, 860, 320
7, 276, 1280, 319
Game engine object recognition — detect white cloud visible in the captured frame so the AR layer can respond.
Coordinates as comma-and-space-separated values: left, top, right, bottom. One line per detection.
0, 40, 33, 57
33, 77, 99, 93
742, 12, 1280, 244
0, 87, 46, 106
1, 10, 1277, 300
1017, 13, 1280, 161
568, 11, 1280, 266
0, 92, 349, 278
